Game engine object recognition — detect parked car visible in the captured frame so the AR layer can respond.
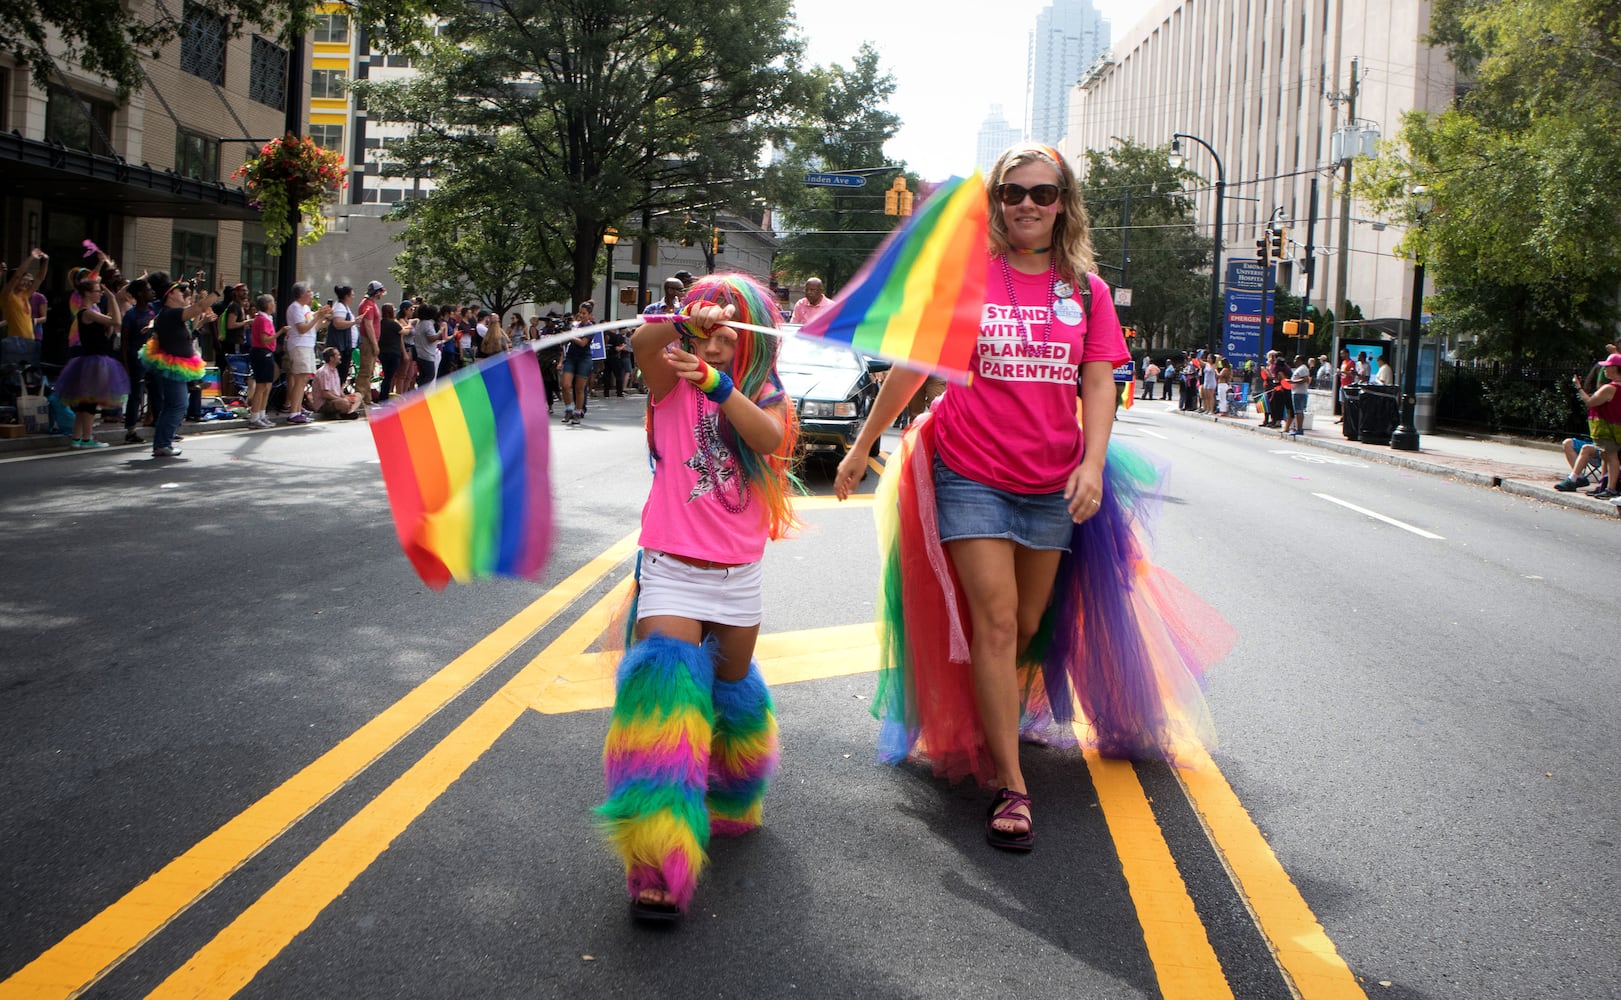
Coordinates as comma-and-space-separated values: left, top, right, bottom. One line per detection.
774, 325, 889, 461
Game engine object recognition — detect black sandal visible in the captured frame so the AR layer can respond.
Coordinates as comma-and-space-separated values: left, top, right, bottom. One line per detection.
630, 893, 682, 923
985, 787, 1035, 852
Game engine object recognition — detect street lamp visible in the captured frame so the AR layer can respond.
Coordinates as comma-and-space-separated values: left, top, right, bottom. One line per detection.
1388, 185, 1431, 451
1170, 133, 1226, 359
601, 227, 619, 320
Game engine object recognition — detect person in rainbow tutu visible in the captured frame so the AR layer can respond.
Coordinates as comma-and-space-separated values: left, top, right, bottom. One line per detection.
833, 142, 1233, 850
598, 273, 800, 922
55, 267, 130, 448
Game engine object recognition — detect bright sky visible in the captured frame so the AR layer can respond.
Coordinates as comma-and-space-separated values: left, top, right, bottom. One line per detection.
793, 0, 1151, 180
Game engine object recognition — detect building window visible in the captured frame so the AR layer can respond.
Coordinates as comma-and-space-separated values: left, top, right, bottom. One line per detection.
385, 53, 413, 68
180, 2, 228, 85
171, 221, 218, 283
240, 225, 274, 293
313, 13, 350, 43
250, 36, 288, 110
310, 123, 344, 150
175, 129, 219, 181
311, 69, 348, 99
44, 86, 116, 156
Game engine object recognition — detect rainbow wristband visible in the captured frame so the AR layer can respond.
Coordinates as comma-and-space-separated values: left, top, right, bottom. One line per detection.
695, 360, 734, 404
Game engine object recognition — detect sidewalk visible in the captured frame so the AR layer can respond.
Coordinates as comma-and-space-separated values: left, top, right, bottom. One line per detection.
1157, 397, 1620, 519
0, 412, 338, 458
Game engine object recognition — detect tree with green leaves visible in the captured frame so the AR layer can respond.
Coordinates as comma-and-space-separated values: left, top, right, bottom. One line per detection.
768, 44, 907, 293
388, 164, 569, 316
357, 0, 805, 308
5, 0, 427, 99
1079, 140, 1211, 355
1357, 0, 1621, 366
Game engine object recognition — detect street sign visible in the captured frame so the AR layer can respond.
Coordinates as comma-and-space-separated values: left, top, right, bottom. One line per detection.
1113, 287, 1132, 307
803, 172, 867, 188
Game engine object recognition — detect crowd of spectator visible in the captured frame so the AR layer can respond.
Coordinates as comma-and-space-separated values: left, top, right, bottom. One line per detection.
1, 247, 707, 449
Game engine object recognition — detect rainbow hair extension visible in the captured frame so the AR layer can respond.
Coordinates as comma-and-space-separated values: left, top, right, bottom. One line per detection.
597, 633, 716, 912
139, 337, 207, 380
650, 272, 803, 540
707, 662, 780, 837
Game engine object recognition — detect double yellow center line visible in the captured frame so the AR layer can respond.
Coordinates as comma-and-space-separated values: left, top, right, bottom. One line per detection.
2, 510, 1364, 1000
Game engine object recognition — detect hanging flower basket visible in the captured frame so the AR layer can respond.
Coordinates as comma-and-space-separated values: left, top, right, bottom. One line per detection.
231, 134, 349, 254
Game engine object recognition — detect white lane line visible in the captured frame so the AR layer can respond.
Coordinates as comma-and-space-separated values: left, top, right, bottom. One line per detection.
1136, 428, 1168, 440
1313, 492, 1445, 539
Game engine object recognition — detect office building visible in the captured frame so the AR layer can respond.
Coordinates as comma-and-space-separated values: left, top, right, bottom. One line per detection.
1026, 0, 1110, 146
976, 105, 1024, 172
1064, 0, 1454, 325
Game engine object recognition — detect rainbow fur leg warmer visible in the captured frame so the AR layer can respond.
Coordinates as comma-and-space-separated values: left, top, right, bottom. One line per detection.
707, 662, 780, 837
597, 634, 715, 912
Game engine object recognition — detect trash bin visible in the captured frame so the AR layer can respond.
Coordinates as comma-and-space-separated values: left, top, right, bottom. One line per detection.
1340, 386, 1363, 440
1358, 385, 1400, 444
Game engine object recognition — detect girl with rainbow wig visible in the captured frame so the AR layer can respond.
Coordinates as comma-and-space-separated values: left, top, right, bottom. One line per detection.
597, 272, 799, 922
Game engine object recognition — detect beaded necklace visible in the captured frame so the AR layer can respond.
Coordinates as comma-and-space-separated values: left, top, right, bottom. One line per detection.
694, 391, 750, 515
998, 254, 1058, 344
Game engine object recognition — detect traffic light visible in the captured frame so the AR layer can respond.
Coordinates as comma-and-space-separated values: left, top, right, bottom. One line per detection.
711, 227, 725, 254
1270, 228, 1285, 258
885, 176, 912, 216
1283, 319, 1299, 337
1256, 237, 1269, 263
680, 213, 693, 247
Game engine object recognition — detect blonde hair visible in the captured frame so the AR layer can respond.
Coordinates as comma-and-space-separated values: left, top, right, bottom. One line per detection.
985, 142, 1096, 282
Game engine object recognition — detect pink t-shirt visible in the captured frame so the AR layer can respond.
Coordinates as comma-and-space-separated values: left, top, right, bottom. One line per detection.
250, 312, 277, 350
932, 263, 1128, 494
638, 379, 770, 565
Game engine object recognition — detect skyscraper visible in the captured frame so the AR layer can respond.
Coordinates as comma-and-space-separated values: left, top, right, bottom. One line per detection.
976, 105, 1024, 172
1026, 0, 1109, 146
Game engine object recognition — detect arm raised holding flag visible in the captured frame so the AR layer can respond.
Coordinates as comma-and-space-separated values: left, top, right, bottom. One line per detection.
827, 143, 1233, 853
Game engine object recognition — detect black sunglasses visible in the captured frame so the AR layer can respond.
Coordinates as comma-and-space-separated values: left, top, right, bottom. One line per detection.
994, 182, 1064, 207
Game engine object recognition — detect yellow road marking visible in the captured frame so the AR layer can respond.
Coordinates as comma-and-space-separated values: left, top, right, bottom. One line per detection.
1084, 746, 1235, 1000
0, 532, 640, 1000
867, 454, 886, 477
1177, 748, 1366, 999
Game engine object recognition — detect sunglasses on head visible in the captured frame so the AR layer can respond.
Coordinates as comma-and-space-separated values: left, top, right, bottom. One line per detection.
994, 182, 1063, 207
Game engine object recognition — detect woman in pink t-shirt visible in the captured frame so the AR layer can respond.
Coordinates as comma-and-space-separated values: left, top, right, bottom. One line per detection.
599, 273, 801, 923
833, 143, 1230, 852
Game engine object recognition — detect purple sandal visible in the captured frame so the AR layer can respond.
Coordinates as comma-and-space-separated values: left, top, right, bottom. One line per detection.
986, 787, 1035, 852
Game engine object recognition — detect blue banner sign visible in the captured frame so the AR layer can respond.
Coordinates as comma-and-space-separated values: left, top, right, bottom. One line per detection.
1226, 260, 1270, 292
1113, 360, 1135, 383
803, 172, 867, 188
1223, 288, 1273, 367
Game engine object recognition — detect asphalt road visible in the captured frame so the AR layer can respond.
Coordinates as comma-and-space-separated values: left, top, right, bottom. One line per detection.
1, 394, 1616, 1000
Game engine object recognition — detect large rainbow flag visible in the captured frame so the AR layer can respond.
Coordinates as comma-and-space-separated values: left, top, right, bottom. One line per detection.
369, 349, 554, 589
799, 173, 988, 382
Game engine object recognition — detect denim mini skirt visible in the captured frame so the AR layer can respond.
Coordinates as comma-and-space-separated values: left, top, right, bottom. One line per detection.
933, 458, 1074, 552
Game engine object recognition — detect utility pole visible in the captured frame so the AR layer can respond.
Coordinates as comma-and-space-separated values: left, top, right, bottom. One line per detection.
1333, 57, 1359, 343
275, 32, 307, 328
1301, 177, 1319, 329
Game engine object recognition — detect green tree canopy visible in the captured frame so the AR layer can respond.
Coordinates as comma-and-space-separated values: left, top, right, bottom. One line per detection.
768, 43, 907, 293
1357, 0, 1621, 364
1079, 140, 1211, 355
358, 0, 806, 308
388, 158, 568, 316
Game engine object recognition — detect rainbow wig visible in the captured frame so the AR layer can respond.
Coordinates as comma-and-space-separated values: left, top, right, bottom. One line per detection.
652, 272, 802, 540
707, 662, 780, 837
597, 633, 716, 912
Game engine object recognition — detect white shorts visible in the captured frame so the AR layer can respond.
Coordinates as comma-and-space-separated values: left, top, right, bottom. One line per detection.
635, 550, 763, 627
288, 346, 317, 375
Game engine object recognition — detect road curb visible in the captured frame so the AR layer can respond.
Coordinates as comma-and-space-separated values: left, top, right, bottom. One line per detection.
1174, 409, 1621, 520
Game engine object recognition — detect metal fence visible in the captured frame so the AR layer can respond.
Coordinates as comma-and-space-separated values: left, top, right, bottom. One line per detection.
1436, 359, 1593, 438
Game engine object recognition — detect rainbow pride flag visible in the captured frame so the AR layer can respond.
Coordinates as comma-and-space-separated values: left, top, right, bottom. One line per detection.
799, 173, 988, 382
369, 350, 554, 589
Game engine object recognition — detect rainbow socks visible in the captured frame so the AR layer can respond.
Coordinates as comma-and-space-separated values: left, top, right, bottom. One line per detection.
707, 663, 780, 837
598, 634, 715, 913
